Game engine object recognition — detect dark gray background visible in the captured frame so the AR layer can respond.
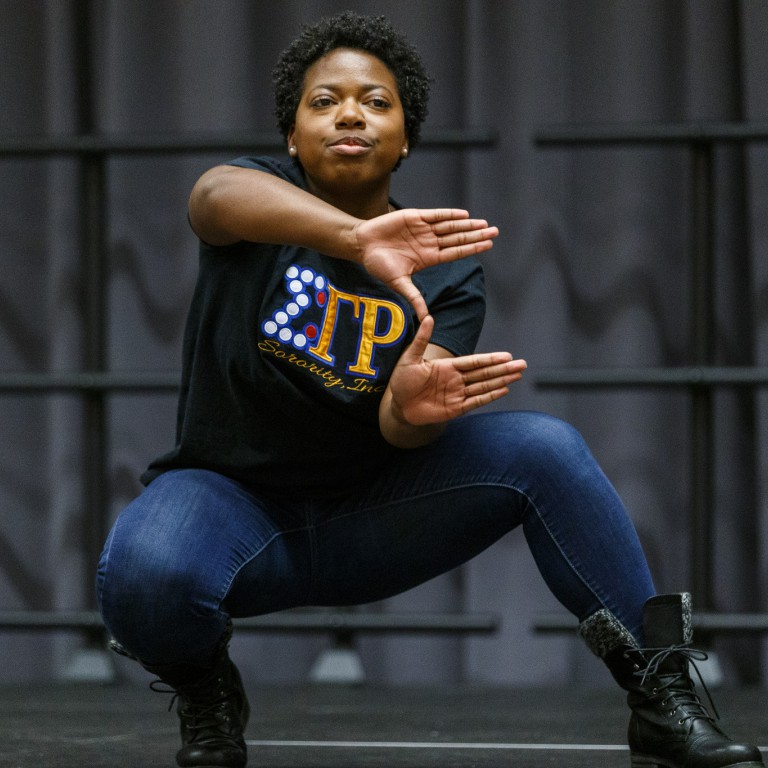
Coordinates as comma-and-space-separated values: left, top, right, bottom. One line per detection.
1, 0, 766, 688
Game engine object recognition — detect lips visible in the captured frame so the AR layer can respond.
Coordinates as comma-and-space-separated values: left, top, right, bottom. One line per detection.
329, 135, 372, 148
327, 136, 373, 156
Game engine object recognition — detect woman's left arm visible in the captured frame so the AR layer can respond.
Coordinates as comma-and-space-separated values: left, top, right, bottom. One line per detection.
378, 316, 527, 449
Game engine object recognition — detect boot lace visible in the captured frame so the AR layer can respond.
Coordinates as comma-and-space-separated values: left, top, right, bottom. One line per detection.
150, 678, 241, 738
634, 645, 719, 725
149, 679, 182, 711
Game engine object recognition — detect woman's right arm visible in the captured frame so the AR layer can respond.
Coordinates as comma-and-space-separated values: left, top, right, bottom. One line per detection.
188, 165, 360, 258
188, 164, 498, 320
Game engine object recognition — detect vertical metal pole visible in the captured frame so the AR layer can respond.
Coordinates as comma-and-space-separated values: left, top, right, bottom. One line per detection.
81, 157, 108, 608
689, 142, 715, 612
74, 0, 108, 617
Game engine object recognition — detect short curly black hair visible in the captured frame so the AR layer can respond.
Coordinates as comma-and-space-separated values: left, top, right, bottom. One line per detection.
272, 11, 431, 150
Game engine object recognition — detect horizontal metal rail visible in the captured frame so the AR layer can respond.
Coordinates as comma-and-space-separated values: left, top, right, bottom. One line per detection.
0, 371, 180, 393
0, 610, 499, 634
533, 366, 768, 389
4, 366, 761, 396
0, 129, 497, 158
534, 121, 768, 147
533, 612, 768, 635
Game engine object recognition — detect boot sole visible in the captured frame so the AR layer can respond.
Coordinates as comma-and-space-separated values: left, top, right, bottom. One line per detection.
631, 757, 764, 768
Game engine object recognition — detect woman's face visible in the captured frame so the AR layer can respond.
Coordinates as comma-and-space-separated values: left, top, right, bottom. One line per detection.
288, 47, 408, 206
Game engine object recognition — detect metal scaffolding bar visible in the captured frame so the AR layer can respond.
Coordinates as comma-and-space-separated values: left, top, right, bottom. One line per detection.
534, 366, 768, 388
533, 612, 768, 635
0, 129, 496, 158
0, 610, 499, 635
533, 120, 768, 626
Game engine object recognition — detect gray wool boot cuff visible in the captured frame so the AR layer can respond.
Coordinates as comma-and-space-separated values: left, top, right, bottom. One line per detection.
578, 608, 639, 659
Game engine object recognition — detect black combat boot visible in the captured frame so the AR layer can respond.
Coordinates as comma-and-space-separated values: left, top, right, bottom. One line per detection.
579, 593, 764, 768
141, 623, 250, 768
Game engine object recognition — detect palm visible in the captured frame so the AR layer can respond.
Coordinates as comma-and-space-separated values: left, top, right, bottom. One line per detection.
390, 355, 479, 425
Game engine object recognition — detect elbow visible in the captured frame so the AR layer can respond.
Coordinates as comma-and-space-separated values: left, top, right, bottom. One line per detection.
188, 169, 237, 245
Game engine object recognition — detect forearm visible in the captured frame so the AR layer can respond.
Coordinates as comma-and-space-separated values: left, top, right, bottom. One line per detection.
188, 165, 361, 259
378, 388, 447, 449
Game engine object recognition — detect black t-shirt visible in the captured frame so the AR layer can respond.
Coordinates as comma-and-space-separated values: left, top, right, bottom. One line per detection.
143, 156, 486, 497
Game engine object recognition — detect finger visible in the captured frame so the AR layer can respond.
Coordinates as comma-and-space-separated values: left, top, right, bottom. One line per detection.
435, 239, 496, 263
462, 365, 524, 389
453, 353, 518, 372
460, 385, 511, 414
418, 208, 471, 223
464, 371, 524, 398
465, 361, 527, 382
456, 357, 525, 391
432, 219, 495, 236
436, 226, 499, 248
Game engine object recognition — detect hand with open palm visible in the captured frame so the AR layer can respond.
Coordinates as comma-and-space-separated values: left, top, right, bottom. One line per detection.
387, 315, 527, 427
355, 208, 498, 320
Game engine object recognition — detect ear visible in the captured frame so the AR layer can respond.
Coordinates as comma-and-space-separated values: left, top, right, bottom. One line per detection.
287, 125, 296, 151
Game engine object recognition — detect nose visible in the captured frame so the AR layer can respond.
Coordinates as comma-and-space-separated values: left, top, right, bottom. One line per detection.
335, 97, 365, 128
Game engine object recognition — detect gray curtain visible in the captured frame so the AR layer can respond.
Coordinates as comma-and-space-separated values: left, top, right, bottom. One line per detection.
1, 0, 766, 686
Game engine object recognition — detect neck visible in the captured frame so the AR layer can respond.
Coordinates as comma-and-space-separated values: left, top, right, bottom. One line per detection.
305, 177, 392, 220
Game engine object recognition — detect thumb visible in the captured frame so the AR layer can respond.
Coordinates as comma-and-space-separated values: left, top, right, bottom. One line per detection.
390, 275, 428, 322
402, 314, 435, 363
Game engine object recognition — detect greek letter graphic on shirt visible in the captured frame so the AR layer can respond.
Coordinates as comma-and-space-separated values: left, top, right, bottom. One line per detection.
260, 264, 407, 389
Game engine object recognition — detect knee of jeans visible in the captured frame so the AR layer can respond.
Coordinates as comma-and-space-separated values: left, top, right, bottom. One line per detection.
505, 412, 593, 476
97, 534, 212, 639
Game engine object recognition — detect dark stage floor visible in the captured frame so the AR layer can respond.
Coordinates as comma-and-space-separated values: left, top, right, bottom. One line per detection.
1, 682, 765, 768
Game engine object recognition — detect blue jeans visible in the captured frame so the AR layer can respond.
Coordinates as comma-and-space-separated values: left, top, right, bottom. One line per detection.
96, 411, 655, 667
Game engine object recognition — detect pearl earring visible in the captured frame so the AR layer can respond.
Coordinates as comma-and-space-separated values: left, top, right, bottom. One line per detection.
401, 147, 409, 157
289, 146, 297, 157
